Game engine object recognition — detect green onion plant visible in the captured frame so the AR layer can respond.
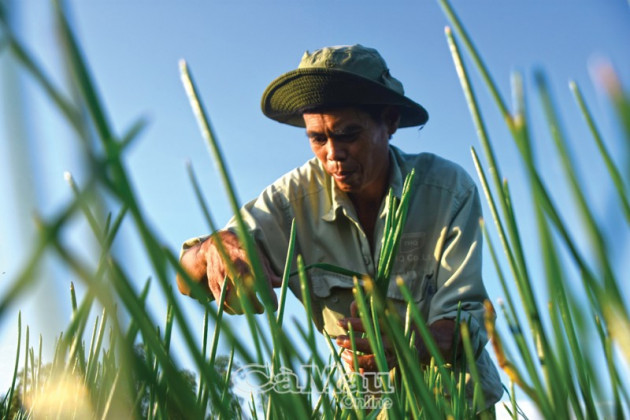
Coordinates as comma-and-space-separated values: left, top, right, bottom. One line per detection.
0, 0, 628, 418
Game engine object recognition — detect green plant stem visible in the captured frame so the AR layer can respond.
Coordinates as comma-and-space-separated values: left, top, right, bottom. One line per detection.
570, 81, 630, 223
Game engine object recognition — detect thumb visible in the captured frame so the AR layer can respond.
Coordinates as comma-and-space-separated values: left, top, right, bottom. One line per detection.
264, 275, 279, 311
350, 300, 358, 318
269, 271, 283, 288
259, 250, 283, 288
257, 248, 282, 310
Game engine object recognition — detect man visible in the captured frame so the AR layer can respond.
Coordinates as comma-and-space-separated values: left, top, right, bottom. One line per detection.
178, 44, 502, 407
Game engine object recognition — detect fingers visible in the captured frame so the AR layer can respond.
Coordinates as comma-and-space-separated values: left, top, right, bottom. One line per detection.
204, 230, 284, 314
222, 275, 266, 315
336, 334, 372, 354
206, 232, 251, 312
350, 300, 358, 318
340, 350, 378, 373
336, 314, 394, 361
213, 273, 274, 315
337, 304, 399, 373
337, 317, 365, 333
338, 348, 397, 373
259, 250, 280, 311
208, 258, 275, 315
177, 239, 211, 297
265, 280, 279, 311
234, 261, 279, 313
260, 250, 283, 288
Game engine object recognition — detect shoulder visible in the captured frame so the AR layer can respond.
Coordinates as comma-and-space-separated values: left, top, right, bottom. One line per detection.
264, 157, 329, 204
392, 147, 476, 195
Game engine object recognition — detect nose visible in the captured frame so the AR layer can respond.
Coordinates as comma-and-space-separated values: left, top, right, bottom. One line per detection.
326, 140, 347, 162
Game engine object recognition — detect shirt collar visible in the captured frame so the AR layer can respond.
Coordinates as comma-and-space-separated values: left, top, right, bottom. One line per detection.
322, 146, 404, 222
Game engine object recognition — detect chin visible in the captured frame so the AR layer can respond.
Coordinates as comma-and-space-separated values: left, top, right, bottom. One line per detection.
334, 182, 356, 192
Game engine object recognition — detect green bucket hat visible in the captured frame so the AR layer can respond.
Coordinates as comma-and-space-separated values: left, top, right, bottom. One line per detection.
261, 44, 428, 128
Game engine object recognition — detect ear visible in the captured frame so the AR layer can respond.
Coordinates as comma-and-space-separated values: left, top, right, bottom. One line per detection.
383, 106, 400, 137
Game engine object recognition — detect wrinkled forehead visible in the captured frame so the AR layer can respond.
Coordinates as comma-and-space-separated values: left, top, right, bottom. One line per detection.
302, 107, 375, 131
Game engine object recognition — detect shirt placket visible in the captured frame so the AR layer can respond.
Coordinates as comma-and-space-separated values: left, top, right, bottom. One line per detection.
337, 211, 370, 275
339, 199, 389, 280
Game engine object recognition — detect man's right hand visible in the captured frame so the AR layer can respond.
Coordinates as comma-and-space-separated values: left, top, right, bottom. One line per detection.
177, 231, 281, 314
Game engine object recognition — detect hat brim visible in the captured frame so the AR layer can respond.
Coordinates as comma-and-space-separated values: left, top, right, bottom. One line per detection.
261, 68, 429, 128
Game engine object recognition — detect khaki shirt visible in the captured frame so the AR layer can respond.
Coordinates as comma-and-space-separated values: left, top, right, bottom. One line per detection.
184, 145, 502, 405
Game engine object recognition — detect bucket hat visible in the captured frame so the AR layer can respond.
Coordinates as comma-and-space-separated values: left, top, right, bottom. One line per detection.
261, 44, 428, 128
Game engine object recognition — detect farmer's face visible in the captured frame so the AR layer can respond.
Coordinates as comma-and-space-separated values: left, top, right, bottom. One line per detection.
304, 107, 398, 200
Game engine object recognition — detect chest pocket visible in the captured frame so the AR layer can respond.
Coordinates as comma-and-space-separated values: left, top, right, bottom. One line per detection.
385, 269, 436, 323
383, 231, 436, 321
307, 265, 436, 336
310, 267, 356, 297
308, 268, 357, 336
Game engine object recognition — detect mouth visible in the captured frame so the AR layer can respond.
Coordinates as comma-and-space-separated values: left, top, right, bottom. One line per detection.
332, 171, 354, 182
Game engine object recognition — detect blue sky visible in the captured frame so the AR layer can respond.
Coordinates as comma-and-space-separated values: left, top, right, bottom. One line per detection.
1, 0, 628, 412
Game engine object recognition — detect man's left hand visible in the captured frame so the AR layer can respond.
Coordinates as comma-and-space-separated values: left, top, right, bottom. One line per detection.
335, 301, 396, 373
335, 301, 458, 373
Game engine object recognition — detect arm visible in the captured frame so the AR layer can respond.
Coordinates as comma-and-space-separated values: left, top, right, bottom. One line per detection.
427, 183, 490, 356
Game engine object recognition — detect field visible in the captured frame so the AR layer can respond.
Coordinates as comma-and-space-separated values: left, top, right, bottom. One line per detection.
0, 0, 628, 418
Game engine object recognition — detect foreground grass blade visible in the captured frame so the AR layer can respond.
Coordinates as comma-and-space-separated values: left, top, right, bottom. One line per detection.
570, 81, 630, 223
276, 219, 296, 327
445, 26, 528, 301
1, 0, 628, 418
444, 0, 630, 416
536, 73, 620, 305
179, 61, 276, 316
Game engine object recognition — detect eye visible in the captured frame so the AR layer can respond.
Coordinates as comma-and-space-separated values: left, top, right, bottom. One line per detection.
333, 128, 362, 143
336, 133, 358, 143
308, 134, 327, 145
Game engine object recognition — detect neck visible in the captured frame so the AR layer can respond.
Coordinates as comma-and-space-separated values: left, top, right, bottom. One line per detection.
349, 160, 390, 249
349, 194, 382, 252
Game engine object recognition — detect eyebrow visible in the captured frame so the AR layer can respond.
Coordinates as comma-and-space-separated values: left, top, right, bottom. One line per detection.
333, 124, 363, 135
305, 124, 363, 138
